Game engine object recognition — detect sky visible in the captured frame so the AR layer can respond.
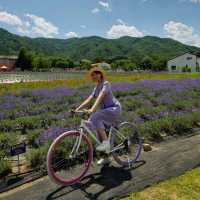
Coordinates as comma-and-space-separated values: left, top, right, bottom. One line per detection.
0, 0, 200, 47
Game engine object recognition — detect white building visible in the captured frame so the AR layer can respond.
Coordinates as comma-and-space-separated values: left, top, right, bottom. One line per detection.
167, 53, 200, 72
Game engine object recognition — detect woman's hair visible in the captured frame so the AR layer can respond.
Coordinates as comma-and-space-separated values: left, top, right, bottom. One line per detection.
88, 66, 106, 80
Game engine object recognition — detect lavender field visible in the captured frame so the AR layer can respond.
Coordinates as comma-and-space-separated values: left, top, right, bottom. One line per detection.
1, 78, 200, 172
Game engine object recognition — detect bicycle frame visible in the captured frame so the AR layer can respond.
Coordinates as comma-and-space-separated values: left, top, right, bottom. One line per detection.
69, 119, 127, 158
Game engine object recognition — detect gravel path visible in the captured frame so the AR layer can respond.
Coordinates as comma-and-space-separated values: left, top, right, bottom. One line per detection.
1, 133, 200, 200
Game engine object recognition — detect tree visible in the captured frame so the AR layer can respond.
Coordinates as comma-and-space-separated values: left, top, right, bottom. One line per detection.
32, 56, 40, 71
80, 59, 92, 70
55, 60, 67, 69
52, 58, 74, 69
32, 56, 51, 71
94, 57, 103, 63
111, 59, 136, 71
121, 60, 136, 71
16, 48, 33, 71
152, 59, 167, 71
66, 58, 74, 69
111, 62, 118, 71
139, 56, 153, 70
51, 57, 60, 68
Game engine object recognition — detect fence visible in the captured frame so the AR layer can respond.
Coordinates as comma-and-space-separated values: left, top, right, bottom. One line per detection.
0, 71, 82, 83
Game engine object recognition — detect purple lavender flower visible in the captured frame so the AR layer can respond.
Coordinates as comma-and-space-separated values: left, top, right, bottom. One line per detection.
35, 127, 69, 145
111, 82, 135, 92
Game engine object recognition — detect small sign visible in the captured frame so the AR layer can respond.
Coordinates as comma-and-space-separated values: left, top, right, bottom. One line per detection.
10, 142, 26, 157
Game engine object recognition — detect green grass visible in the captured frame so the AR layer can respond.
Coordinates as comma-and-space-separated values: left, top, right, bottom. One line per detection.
121, 167, 200, 200
1, 72, 200, 94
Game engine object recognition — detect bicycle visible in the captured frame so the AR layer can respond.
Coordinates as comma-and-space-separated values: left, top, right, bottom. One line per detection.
46, 110, 143, 186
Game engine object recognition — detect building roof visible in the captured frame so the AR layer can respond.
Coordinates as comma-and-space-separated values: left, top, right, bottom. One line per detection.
0, 65, 8, 69
0, 55, 18, 59
168, 52, 200, 62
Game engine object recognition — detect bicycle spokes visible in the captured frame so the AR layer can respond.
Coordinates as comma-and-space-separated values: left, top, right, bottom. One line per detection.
111, 122, 143, 167
47, 131, 93, 185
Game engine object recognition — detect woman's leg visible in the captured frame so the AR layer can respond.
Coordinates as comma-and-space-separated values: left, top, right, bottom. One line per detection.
97, 128, 108, 141
89, 107, 121, 143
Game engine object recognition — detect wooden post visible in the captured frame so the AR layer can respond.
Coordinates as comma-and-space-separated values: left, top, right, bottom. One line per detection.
17, 154, 20, 174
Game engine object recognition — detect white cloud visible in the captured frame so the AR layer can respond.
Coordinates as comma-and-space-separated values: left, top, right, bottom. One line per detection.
0, 11, 30, 34
117, 19, 127, 25
164, 21, 200, 47
65, 31, 79, 38
91, 8, 100, 14
26, 14, 59, 38
107, 20, 143, 39
99, 1, 109, 8
0, 11, 23, 26
16, 23, 30, 34
99, 1, 112, 11
91, 1, 111, 14
0, 10, 59, 38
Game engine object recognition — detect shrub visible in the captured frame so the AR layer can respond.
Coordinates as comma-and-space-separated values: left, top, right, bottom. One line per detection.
0, 160, 12, 178
114, 91, 130, 98
27, 129, 44, 147
0, 119, 14, 132
123, 98, 143, 111
169, 100, 194, 111
26, 143, 50, 168
136, 106, 166, 121
140, 120, 164, 142
139, 112, 199, 142
172, 114, 194, 135
182, 66, 191, 73
15, 116, 41, 134
0, 116, 42, 133
0, 133, 16, 159
26, 148, 44, 168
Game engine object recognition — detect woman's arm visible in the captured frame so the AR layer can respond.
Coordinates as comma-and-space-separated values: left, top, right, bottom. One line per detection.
88, 81, 110, 113
75, 95, 94, 111
89, 91, 106, 113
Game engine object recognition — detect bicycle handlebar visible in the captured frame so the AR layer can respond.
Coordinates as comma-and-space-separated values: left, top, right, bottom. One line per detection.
70, 109, 89, 115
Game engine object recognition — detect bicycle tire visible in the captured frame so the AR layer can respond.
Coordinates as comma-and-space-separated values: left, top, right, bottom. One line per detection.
111, 122, 143, 167
47, 131, 93, 186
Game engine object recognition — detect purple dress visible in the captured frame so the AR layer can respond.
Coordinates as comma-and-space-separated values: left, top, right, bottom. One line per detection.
88, 81, 122, 131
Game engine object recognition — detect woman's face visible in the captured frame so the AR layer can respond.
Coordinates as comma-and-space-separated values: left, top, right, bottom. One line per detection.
90, 72, 102, 82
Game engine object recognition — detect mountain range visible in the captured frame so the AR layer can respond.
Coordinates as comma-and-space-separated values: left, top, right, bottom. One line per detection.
0, 28, 200, 62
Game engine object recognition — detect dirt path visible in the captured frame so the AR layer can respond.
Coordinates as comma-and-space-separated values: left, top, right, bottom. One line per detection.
1, 133, 200, 200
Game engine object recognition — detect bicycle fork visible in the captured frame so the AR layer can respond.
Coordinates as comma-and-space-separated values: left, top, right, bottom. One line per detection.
69, 129, 83, 158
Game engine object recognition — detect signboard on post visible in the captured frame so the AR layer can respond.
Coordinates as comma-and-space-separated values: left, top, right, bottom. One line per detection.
10, 142, 26, 157
10, 142, 26, 174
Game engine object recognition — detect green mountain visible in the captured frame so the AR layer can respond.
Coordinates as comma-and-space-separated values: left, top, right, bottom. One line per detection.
0, 28, 200, 62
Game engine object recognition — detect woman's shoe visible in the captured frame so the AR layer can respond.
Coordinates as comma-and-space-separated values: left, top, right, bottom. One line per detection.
96, 140, 110, 154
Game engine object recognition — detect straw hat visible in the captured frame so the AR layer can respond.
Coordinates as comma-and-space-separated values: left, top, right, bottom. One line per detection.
88, 65, 106, 80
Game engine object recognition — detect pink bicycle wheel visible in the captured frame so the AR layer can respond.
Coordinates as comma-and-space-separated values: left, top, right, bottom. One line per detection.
47, 131, 93, 186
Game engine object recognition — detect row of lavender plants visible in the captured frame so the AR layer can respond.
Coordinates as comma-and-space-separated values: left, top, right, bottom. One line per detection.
1, 78, 200, 171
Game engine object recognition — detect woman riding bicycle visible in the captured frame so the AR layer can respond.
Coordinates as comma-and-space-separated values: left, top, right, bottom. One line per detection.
75, 65, 122, 165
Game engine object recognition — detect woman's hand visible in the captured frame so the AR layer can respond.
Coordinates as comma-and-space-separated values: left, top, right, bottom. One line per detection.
75, 107, 80, 112
85, 108, 95, 114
